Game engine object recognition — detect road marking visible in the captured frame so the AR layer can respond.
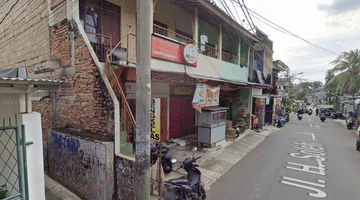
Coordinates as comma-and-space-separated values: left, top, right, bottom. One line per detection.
286, 162, 325, 175
281, 179, 327, 198
309, 119, 311, 121
281, 142, 328, 198
293, 132, 316, 141
283, 177, 325, 188
310, 123, 313, 127
317, 180, 326, 183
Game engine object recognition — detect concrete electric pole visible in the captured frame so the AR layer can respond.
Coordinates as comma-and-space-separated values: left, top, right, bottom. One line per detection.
135, 0, 152, 199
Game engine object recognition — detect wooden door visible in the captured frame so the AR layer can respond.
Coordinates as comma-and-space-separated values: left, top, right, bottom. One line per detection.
169, 96, 195, 139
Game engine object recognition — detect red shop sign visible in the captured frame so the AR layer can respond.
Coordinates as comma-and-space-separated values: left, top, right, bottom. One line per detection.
151, 35, 197, 66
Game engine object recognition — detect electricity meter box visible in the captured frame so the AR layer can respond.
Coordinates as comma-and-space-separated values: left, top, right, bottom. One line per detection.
197, 107, 228, 145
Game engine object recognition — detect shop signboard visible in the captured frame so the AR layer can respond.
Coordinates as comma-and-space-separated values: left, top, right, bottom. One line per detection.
150, 98, 161, 141
182, 44, 198, 66
192, 83, 220, 113
151, 35, 198, 66
174, 86, 195, 95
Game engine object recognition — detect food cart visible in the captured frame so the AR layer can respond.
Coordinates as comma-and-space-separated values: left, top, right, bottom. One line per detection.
197, 107, 228, 146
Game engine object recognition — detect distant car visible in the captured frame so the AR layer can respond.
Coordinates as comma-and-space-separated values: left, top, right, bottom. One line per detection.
324, 108, 332, 116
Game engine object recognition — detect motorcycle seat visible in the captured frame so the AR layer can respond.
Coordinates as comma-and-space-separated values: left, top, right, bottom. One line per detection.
166, 177, 189, 185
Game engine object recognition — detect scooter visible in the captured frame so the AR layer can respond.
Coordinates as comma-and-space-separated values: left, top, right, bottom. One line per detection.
162, 147, 206, 200
297, 113, 303, 120
308, 110, 312, 116
320, 113, 326, 122
331, 112, 345, 119
277, 116, 286, 127
346, 117, 355, 130
150, 142, 177, 174
233, 121, 246, 137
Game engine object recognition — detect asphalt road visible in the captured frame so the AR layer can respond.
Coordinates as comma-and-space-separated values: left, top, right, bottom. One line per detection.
206, 112, 360, 200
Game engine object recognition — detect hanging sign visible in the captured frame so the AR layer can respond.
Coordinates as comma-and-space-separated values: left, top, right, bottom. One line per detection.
150, 98, 161, 141
181, 44, 198, 66
192, 83, 220, 113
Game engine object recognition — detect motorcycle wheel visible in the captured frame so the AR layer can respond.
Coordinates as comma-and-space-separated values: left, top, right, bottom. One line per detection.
321, 119, 324, 122
356, 139, 360, 151
347, 123, 354, 130
200, 182, 206, 199
162, 160, 173, 174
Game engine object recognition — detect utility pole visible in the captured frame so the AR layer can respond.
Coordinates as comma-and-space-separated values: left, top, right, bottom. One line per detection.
135, 0, 152, 199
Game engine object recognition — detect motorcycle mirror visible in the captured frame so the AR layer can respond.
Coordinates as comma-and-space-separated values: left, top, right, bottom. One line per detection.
192, 147, 197, 158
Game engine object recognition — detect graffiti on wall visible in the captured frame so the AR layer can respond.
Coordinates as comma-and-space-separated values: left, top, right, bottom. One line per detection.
115, 156, 135, 200
48, 131, 109, 199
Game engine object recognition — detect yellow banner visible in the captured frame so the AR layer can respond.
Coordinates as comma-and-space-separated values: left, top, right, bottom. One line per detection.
150, 98, 161, 141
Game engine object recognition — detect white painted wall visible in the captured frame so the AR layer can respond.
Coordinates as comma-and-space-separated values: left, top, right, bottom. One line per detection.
18, 112, 45, 200
0, 94, 22, 125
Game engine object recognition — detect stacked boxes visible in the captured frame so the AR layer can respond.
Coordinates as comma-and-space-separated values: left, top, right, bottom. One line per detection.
226, 120, 237, 141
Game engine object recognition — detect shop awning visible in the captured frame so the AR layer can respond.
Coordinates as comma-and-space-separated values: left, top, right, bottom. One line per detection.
187, 73, 248, 86
252, 95, 269, 98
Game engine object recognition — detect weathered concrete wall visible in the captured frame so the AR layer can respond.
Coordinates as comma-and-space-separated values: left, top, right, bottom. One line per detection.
0, 0, 50, 68
115, 155, 135, 199
48, 130, 114, 200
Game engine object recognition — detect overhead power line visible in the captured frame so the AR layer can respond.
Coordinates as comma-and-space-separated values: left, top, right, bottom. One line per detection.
225, 0, 338, 57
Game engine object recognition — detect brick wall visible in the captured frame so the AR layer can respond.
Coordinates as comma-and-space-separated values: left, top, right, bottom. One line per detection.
47, 19, 114, 138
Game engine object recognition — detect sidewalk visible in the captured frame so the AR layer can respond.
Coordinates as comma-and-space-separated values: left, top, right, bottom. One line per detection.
45, 125, 279, 199
334, 119, 359, 136
45, 174, 81, 200
161, 124, 279, 192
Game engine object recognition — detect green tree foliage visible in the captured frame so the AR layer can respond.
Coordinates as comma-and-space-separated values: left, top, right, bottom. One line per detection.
325, 70, 335, 85
0, 184, 9, 199
327, 49, 360, 96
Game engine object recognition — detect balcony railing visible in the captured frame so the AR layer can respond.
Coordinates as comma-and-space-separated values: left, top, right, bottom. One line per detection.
85, 31, 112, 62
153, 24, 194, 44
152, 25, 224, 60
222, 51, 238, 64
85, 31, 137, 64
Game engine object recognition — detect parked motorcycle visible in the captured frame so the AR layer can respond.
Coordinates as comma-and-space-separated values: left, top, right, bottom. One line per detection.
233, 121, 246, 137
162, 147, 206, 200
277, 116, 286, 127
150, 142, 177, 174
331, 112, 345, 119
346, 117, 355, 130
320, 113, 326, 122
297, 113, 303, 120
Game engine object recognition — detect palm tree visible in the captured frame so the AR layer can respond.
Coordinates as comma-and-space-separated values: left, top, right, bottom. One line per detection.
327, 49, 360, 96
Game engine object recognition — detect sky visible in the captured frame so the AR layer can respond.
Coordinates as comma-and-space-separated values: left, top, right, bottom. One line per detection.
219, 0, 360, 83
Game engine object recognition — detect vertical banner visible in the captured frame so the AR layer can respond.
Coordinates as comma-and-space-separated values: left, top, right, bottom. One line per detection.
192, 83, 220, 113
151, 98, 161, 141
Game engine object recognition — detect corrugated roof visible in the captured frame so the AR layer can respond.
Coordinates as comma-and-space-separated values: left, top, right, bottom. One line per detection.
0, 77, 66, 85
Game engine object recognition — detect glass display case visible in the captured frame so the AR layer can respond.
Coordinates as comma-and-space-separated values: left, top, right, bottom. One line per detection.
197, 107, 228, 146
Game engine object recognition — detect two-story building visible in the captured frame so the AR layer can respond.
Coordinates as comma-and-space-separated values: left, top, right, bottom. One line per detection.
0, 0, 275, 198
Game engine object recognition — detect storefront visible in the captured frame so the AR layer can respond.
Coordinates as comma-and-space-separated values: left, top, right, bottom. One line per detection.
252, 88, 266, 127
125, 82, 170, 142
219, 88, 251, 129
